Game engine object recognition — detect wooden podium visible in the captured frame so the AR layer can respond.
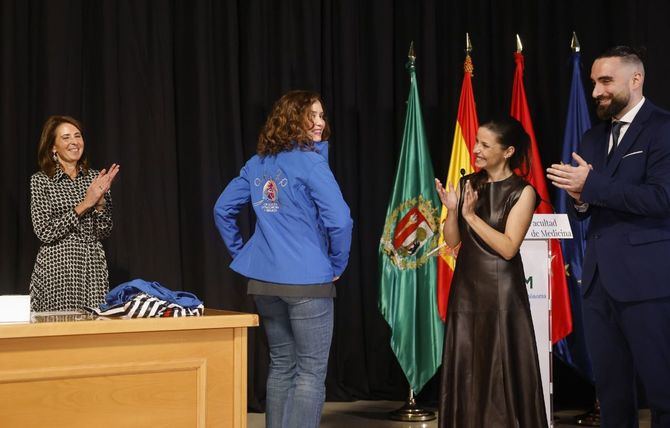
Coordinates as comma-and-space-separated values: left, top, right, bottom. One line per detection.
0, 309, 258, 427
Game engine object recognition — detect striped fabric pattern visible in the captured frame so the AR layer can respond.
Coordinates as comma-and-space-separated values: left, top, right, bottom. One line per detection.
88, 293, 204, 317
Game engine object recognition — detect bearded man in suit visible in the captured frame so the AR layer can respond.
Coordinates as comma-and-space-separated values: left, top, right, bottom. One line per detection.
547, 46, 670, 428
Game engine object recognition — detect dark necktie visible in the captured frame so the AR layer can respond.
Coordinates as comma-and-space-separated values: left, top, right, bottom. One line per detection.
607, 120, 625, 162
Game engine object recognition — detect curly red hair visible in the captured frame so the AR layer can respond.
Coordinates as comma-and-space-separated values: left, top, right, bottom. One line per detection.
257, 90, 331, 156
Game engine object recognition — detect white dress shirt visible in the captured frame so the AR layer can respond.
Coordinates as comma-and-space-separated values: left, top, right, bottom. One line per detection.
608, 96, 645, 153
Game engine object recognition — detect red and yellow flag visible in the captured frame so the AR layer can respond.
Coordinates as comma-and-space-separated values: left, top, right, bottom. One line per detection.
510, 51, 573, 343
437, 54, 478, 321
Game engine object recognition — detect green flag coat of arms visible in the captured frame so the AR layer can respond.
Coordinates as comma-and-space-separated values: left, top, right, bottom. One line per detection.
378, 48, 444, 394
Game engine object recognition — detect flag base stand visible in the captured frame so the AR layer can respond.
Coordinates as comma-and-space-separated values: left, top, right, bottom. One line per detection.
574, 400, 600, 426
388, 389, 436, 422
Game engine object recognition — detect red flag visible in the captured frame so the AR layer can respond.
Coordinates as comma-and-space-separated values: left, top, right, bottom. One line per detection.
511, 51, 573, 343
437, 54, 478, 321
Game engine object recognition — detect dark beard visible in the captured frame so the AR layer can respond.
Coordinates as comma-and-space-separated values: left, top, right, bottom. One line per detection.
595, 93, 630, 120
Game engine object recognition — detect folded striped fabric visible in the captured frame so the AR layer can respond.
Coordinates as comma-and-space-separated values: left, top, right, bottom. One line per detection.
87, 293, 204, 317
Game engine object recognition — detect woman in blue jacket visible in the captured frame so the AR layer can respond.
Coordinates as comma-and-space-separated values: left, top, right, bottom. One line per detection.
214, 90, 353, 428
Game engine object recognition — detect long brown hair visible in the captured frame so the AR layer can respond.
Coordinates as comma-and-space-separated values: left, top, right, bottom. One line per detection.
257, 90, 331, 156
37, 115, 89, 178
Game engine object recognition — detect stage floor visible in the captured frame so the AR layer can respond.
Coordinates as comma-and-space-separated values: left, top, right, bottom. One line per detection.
248, 400, 652, 427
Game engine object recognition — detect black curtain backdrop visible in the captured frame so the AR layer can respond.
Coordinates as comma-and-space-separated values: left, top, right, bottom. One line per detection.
2, 0, 669, 410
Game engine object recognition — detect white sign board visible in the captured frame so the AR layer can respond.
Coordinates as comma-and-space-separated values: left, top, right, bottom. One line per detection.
520, 240, 552, 428
525, 214, 573, 240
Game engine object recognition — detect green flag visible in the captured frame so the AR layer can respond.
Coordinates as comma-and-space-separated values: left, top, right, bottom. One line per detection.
378, 54, 444, 394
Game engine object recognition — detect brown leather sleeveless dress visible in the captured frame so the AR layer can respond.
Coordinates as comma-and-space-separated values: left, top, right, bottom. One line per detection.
438, 172, 547, 428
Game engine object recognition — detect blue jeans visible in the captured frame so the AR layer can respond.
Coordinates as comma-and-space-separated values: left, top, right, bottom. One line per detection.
254, 295, 334, 428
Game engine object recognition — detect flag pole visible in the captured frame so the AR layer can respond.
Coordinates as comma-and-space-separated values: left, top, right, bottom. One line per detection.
389, 386, 436, 422
387, 41, 437, 423
566, 30, 602, 428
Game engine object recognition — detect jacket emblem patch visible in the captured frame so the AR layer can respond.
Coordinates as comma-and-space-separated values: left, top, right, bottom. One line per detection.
253, 171, 288, 213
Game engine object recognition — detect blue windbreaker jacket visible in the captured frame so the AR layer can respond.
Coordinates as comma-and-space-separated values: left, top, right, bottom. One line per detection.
214, 142, 353, 285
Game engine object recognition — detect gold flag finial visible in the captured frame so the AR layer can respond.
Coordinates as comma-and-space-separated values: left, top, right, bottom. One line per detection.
516, 34, 523, 53
464, 33, 474, 74
406, 41, 416, 72
571, 31, 581, 53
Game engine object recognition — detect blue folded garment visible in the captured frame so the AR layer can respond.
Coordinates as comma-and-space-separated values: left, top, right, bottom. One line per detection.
100, 279, 204, 310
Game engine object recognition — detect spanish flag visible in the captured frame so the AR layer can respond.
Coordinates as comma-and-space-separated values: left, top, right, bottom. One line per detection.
436, 53, 478, 321
511, 50, 573, 343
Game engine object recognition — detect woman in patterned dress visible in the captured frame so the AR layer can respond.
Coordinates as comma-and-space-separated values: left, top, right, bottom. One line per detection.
29, 116, 120, 312
435, 117, 547, 427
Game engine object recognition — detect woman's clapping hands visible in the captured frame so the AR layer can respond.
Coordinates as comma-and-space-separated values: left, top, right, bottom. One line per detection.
78, 164, 120, 215
461, 180, 478, 221
435, 178, 459, 211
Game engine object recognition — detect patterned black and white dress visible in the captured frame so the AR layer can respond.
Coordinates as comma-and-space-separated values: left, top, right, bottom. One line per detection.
29, 167, 113, 312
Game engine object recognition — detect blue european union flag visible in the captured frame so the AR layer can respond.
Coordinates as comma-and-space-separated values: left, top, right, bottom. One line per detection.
554, 51, 594, 383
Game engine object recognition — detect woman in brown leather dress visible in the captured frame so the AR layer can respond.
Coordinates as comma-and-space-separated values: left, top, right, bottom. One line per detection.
435, 117, 547, 428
